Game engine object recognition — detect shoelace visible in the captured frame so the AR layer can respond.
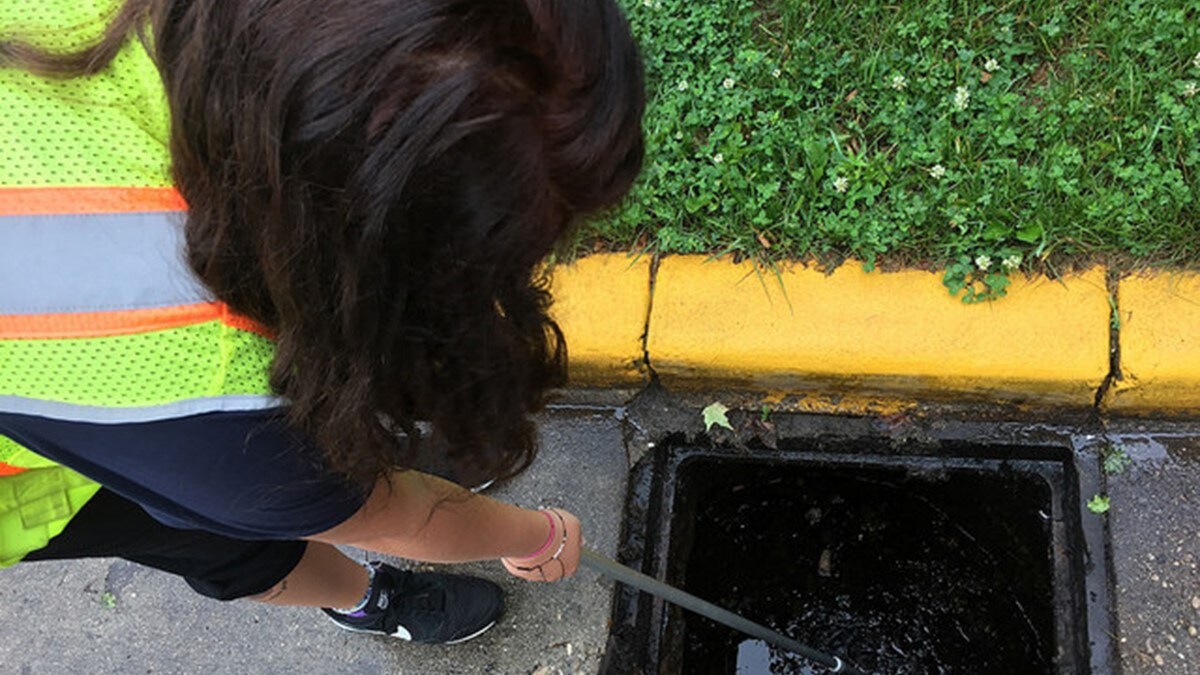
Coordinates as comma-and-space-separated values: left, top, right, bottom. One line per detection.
397, 588, 446, 613
389, 572, 447, 613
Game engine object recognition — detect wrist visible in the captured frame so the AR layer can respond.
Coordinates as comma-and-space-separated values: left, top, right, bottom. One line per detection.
504, 508, 556, 562
512, 509, 556, 561
504, 508, 569, 573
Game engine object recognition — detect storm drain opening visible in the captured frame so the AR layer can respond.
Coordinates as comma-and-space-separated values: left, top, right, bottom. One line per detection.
602, 439, 1102, 675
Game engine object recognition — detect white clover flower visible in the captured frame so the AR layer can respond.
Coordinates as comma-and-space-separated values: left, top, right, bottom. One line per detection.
1185, 82, 1199, 98
772, 68, 782, 79
1193, 51, 1200, 69
929, 164, 946, 179
712, 153, 724, 165
722, 77, 736, 89
984, 57, 1000, 73
954, 86, 971, 111
833, 176, 849, 193
890, 74, 907, 90
975, 255, 992, 271
1001, 254, 1023, 271
677, 80, 689, 91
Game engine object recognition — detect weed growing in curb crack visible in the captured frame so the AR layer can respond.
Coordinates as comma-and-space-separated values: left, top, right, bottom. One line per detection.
1086, 494, 1111, 514
1102, 444, 1133, 475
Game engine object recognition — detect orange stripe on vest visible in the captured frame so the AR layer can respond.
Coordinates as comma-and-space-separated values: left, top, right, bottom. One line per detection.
0, 187, 187, 216
0, 303, 273, 340
0, 464, 28, 477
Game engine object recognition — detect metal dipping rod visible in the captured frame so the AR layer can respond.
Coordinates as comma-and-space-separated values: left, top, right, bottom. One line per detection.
580, 547, 870, 675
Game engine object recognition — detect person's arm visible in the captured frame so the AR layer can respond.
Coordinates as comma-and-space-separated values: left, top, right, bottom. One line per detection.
307, 470, 581, 580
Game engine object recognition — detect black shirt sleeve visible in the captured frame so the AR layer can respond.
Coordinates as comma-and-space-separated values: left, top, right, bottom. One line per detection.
0, 409, 367, 540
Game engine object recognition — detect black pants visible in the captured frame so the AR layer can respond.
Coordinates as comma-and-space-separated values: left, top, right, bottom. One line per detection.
23, 488, 307, 601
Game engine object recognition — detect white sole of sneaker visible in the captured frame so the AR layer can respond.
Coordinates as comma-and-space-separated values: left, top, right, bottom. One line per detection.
324, 614, 498, 645
444, 620, 497, 644
469, 478, 496, 493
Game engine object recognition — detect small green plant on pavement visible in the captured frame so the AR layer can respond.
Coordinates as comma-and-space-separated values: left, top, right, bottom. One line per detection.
1102, 444, 1133, 475
1086, 494, 1111, 514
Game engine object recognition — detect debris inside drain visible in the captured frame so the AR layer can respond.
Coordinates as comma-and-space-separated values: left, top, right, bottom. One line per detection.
677, 461, 1056, 674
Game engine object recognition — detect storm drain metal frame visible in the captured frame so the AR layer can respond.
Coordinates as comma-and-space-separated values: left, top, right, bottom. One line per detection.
600, 437, 1113, 675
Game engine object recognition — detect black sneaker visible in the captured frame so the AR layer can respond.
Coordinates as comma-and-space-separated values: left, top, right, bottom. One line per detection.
322, 563, 504, 644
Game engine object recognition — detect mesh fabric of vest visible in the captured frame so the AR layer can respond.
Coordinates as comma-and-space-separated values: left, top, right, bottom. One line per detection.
1, 322, 274, 406
0, 0, 171, 187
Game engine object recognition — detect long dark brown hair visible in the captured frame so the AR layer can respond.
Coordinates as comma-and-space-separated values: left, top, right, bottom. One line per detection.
4, 0, 645, 488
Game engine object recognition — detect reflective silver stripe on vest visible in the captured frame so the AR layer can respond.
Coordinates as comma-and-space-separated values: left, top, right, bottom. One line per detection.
0, 395, 286, 424
0, 211, 212, 315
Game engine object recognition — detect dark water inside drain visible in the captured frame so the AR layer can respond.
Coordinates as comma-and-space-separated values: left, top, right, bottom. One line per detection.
676, 463, 1055, 674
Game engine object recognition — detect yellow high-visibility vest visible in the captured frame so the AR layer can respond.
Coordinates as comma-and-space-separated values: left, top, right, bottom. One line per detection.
0, 0, 279, 565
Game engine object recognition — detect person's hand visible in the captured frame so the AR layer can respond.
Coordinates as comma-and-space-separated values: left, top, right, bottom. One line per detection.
500, 508, 582, 582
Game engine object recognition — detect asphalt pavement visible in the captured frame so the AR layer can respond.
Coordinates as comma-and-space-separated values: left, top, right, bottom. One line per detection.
1, 404, 631, 675
3, 388, 1199, 674
1105, 422, 1200, 675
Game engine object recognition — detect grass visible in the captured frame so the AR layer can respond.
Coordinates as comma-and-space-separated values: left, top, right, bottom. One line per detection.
581, 0, 1200, 299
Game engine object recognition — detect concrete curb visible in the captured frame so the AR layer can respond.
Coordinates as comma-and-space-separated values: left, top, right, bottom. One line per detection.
1107, 270, 1200, 414
551, 254, 1198, 415
550, 254, 652, 385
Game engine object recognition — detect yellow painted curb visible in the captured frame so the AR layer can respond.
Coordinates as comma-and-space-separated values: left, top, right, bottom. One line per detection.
647, 256, 1110, 406
550, 254, 651, 385
1107, 272, 1200, 414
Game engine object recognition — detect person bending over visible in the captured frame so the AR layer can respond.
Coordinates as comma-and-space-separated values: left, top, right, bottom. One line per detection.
0, 0, 644, 645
